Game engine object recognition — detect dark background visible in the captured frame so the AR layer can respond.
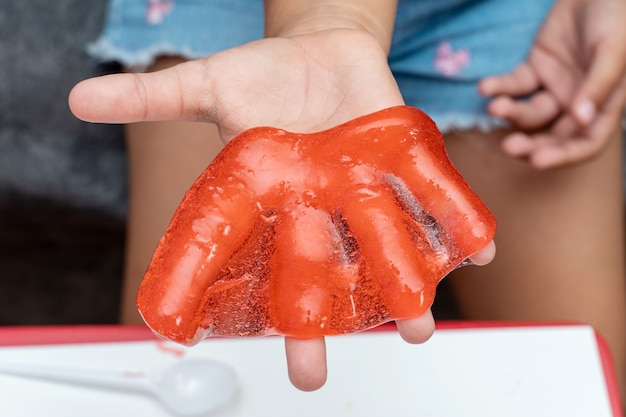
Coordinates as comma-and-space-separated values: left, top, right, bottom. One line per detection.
0, 1, 126, 325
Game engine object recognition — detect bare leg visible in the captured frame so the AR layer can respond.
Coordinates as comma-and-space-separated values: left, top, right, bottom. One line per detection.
445, 127, 626, 402
121, 57, 224, 324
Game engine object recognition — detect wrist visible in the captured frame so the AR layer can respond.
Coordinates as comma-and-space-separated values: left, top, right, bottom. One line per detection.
264, 1, 397, 53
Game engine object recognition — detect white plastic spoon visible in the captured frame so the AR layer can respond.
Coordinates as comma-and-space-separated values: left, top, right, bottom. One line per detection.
0, 357, 238, 416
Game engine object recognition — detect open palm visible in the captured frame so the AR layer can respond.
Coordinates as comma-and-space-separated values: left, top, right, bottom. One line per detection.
70, 28, 495, 391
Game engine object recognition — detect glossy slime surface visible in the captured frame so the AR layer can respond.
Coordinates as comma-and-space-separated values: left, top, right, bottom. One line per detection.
137, 106, 496, 345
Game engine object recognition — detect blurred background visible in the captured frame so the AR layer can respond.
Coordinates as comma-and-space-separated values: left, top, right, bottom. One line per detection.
1, 1, 623, 327
0, 1, 125, 324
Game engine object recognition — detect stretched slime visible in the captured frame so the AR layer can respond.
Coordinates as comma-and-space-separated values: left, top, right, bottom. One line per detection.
137, 106, 496, 345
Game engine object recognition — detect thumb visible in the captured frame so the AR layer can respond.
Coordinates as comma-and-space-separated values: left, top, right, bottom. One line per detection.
68, 60, 216, 124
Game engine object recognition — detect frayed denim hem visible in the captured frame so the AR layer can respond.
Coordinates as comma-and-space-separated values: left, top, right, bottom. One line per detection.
87, 38, 207, 72
430, 113, 509, 134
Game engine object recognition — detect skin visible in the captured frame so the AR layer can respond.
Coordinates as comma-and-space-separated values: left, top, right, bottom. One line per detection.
473, 0, 626, 402
120, 57, 224, 326
479, 0, 626, 169
69, 0, 626, 399
75, 28, 468, 391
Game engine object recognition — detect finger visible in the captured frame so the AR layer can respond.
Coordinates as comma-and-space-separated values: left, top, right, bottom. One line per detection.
501, 123, 605, 170
395, 309, 436, 344
550, 114, 580, 139
571, 39, 626, 126
500, 132, 543, 159
479, 63, 539, 97
528, 135, 600, 170
68, 60, 215, 124
487, 92, 560, 130
468, 239, 496, 266
501, 124, 602, 170
285, 337, 327, 391
529, 110, 619, 170
529, 81, 625, 170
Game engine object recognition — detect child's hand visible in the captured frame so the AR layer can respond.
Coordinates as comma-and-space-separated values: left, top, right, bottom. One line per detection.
133, 106, 497, 390
70, 29, 496, 392
69, 29, 415, 392
479, 0, 626, 169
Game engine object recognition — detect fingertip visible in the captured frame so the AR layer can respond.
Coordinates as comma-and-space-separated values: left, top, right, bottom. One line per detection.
479, 63, 538, 98
285, 337, 327, 391
67, 74, 137, 123
500, 132, 534, 157
396, 310, 435, 344
477, 77, 497, 97
485, 95, 516, 119
468, 240, 496, 266
572, 98, 596, 126
530, 155, 559, 170
529, 145, 577, 171
67, 79, 93, 121
572, 38, 626, 127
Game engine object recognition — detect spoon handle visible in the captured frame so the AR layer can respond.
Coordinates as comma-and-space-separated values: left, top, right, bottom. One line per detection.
0, 362, 152, 394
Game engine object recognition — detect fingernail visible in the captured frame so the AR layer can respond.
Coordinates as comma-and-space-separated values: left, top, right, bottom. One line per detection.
575, 99, 596, 125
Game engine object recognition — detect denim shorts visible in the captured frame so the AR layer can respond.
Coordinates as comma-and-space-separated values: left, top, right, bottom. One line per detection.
89, 0, 555, 133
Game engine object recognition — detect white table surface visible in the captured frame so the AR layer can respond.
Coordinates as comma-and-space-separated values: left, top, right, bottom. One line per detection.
0, 324, 618, 417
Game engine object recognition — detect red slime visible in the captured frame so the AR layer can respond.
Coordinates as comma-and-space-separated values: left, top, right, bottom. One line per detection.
137, 106, 496, 345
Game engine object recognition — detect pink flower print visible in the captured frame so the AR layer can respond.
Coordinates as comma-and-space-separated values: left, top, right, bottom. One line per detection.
146, 0, 174, 25
434, 42, 470, 77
